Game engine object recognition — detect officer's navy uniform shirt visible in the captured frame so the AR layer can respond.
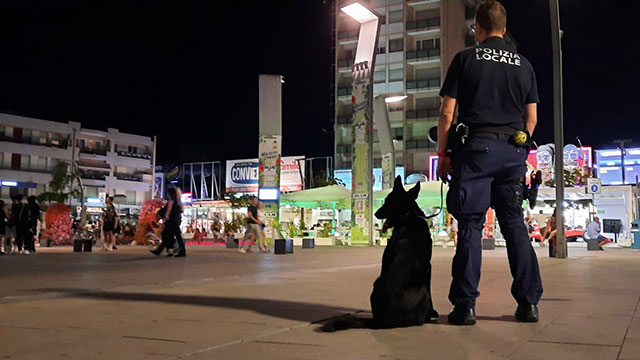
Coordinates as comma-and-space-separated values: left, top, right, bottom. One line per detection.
440, 36, 539, 131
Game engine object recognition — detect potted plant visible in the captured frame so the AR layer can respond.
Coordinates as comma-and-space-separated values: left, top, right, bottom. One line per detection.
315, 225, 334, 246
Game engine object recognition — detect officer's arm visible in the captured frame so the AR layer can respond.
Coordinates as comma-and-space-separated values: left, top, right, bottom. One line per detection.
525, 103, 537, 135
437, 96, 458, 154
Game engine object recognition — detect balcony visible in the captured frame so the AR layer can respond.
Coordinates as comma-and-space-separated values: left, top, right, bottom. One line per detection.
79, 148, 108, 156
0, 135, 69, 149
406, 78, 441, 94
406, 48, 441, 66
336, 116, 352, 126
406, 108, 439, 120
336, 144, 352, 155
337, 87, 352, 102
114, 173, 144, 182
405, 139, 434, 150
406, 18, 440, 36
337, 58, 355, 73
338, 30, 359, 45
116, 151, 152, 161
78, 171, 107, 181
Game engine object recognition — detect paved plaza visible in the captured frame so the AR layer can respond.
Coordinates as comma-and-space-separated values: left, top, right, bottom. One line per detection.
1, 245, 639, 360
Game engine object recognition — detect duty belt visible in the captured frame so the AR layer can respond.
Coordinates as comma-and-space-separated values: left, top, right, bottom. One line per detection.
467, 126, 519, 136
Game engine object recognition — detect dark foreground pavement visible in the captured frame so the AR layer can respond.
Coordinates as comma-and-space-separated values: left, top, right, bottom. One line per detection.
1, 245, 640, 360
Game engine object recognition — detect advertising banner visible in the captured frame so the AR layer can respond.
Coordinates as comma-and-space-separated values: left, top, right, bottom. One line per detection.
153, 172, 164, 199
226, 156, 304, 193
258, 135, 282, 242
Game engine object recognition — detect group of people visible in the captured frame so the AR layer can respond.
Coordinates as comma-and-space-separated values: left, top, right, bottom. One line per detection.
0, 194, 41, 255
527, 210, 612, 251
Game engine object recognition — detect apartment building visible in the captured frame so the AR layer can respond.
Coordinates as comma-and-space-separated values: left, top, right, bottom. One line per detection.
334, 0, 473, 175
0, 113, 155, 212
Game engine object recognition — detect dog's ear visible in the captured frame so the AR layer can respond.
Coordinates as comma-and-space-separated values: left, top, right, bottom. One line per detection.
393, 176, 404, 192
408, 182, 420, 200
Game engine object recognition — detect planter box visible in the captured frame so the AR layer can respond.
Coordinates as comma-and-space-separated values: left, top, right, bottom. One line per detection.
83, 239, 93, 252
482, 238, 495, 250
226, 237, 238, 249
302, 238, 315, 249
315, 237, 335, 246
73, 239, 83, 252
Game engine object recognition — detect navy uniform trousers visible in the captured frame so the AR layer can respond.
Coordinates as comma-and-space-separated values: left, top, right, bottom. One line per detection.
447, 133, 543, 310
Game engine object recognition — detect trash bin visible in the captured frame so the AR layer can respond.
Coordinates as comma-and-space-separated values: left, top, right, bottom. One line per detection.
631, 219, 640, 250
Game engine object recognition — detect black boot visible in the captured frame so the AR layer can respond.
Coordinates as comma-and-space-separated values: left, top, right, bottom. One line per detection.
515, 304, 539, 323
150, 246, 163, 256
447, 307, 476, 326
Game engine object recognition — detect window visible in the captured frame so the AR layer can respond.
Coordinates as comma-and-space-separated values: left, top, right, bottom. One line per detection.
376, 46, 386, 54
126, 190, 136, 205
374, 70, 386, 83
85, 187, 98, 198
417, 38, 440, 51
389, 10, 403, 23
36, 156, 47, 171
20, 154, 30, 170
389, 38, 403, 52
4, 126, 13, 138
392, 127, 403, 141
389, 69, 404, 81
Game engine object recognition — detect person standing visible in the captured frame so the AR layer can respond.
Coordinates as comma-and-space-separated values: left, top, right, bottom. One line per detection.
239, 196, 262, 253
257, 202, 268, 253
27, 196, 40, 253
194, 227, 202, 245
437, 0, 543, 325
0, 200, 6, 255
448, 213, 459, 248
151, 187, 184, 257
101, 196, 118, 251
11, 195, 31, 254
586, 216, 612, 251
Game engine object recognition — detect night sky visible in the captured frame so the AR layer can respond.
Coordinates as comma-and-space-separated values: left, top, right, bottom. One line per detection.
0, 0, 637, 164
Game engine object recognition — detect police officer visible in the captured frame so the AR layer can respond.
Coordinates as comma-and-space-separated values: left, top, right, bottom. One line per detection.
436, 0, 543, 325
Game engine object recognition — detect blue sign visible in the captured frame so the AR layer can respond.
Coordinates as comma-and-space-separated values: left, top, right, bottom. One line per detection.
334, 166, 405, 191
594, 148, 640, 185
230, 161, 259, 184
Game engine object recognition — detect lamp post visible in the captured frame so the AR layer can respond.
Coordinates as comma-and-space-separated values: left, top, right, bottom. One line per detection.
341, 2, 380, 245
550, 0, 566, 258
374, 95, 407, 190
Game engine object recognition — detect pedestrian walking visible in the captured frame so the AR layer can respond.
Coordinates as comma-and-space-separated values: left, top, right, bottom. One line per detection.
101, 196, 118, 251
27, 196, 40, 253
437, 0, 543, 325
151, 187, 184, 257
11, 195, 31, 254
0, 200, 6, 255
238, 196, 262, 253
257, 202, 268, 253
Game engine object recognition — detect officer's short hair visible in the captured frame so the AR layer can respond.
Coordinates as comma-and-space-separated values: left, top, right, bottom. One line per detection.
476, 0, 507, 32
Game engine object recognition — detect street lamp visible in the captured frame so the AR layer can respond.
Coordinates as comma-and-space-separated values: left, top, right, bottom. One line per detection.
341, 2, 380, 245
375, 94, 407, 190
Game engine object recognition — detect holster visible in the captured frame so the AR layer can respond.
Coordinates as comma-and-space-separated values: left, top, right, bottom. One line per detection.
446, 123, 469, 155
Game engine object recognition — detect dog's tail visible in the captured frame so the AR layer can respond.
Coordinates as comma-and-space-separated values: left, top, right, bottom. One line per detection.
316, 313, 376, 332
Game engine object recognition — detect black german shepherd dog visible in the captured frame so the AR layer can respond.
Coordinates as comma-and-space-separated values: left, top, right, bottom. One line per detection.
371, 176, 438, 328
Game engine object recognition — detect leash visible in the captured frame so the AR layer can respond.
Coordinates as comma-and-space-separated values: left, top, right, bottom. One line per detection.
423, 182, 444, 220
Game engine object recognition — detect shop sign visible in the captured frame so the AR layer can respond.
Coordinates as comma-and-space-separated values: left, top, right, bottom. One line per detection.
225, 156, 304, 193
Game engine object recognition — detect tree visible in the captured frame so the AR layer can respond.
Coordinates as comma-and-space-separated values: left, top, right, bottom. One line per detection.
37, 161, 80, 204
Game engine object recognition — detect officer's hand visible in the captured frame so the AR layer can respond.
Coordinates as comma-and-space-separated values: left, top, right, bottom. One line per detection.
437, 155, 452, 184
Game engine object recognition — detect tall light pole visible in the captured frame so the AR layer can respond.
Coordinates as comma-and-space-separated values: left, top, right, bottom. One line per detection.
374, 95, 407, 190
550, 0, 566, 258
341, 2, 380, 245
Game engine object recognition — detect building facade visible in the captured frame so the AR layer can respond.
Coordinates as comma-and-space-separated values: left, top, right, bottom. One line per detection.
0, 113, 155, 212
333, 0, 473, 175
